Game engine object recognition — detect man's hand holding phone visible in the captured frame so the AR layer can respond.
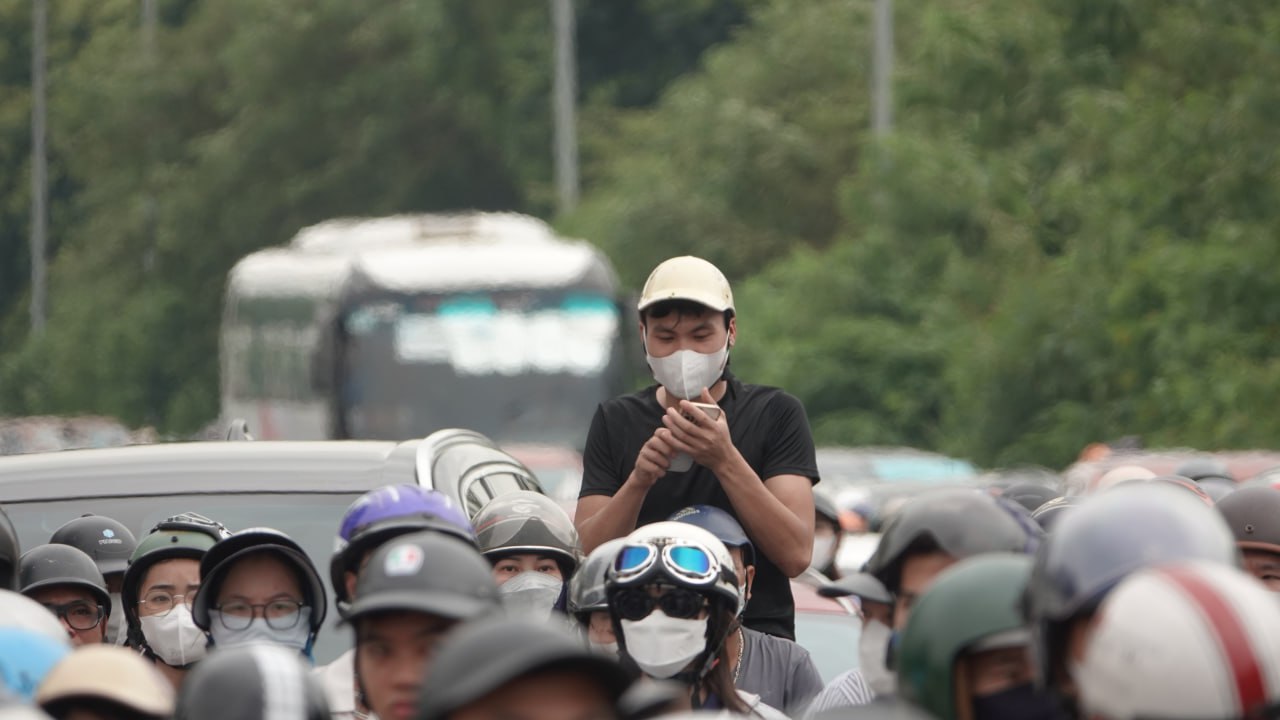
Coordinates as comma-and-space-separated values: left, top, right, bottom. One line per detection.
662, 389, 732, 473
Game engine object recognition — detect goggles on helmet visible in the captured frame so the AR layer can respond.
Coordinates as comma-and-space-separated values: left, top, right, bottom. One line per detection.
613, 539, 721, 587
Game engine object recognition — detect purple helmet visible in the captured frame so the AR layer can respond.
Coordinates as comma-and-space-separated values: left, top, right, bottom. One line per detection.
329, 485, 476, 603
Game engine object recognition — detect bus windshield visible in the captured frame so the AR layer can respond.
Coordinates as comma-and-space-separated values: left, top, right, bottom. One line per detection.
339, 289, 622, 447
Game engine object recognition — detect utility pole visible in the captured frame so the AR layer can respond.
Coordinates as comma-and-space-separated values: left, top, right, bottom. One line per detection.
141, 0, 157, 273
550, 0, 579, 214
872, 0, 893, 136
30, 0, 48, 333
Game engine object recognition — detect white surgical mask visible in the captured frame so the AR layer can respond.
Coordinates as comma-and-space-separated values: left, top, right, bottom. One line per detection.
645, 336, 729, 400
107, 592, 125, 645
621, 610, 708, 679
499, 572, 564, 620
140, 605, 208, 667
208, 608, 312, 653
809, 536, 837, 572
858, 619, 897, 697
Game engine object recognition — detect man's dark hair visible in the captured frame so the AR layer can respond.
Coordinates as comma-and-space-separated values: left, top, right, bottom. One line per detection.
639, 300, 733, 330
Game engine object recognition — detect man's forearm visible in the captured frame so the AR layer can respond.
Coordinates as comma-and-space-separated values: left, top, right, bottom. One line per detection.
714, 452, 814, 577
577, 474, 652, 554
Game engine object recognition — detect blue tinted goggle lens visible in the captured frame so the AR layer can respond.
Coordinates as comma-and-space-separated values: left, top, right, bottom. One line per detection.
667, 546, 712, 576
617, 545, 654, 573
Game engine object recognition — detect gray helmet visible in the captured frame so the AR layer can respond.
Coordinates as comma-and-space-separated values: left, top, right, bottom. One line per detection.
865, 489, 1038, 593
345, 530, 500, 623
49, 515, 138, 578
1175, 456, 1235, 483
1001, 483, 1061, 514
1216, 486, 1280, 556
818, 572, 893, 605
18, 544, 112, 617
0, 507, 18, 591
472, 491, 580, 577
567, 538, 627, 619
192, 528, 327, 634
174, 643, 329, 720
416, 618, 632, 720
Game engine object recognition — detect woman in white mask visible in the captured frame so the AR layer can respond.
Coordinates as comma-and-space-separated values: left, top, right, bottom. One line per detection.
121, 513, 231, 690
474, 491, 581, 621
606, 521, 787, 718
191, 527, 328, 660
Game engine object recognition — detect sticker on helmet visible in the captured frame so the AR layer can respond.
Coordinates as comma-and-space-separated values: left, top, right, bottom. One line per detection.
103, 529, 115, 538
384, 544, 424, 576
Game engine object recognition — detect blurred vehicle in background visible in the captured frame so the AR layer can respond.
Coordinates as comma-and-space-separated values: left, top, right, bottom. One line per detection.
503, 442, 584, 519
0, 431, 543, 663
816, 446, 981, 575
791, 579, 861, 684
0, 416, 154, 456
221, 212, 632, 448
1062, 449, 1280, 495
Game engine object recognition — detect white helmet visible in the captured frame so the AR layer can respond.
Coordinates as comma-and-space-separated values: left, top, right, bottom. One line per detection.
1076, 561, 1280, 719
1089, 464, 1156, 494
637, 257, 734, 314
607, 521, 741, 615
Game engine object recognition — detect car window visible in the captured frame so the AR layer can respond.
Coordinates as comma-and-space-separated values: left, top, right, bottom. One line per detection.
6, 492, 359, 664
794, 612, 862, 684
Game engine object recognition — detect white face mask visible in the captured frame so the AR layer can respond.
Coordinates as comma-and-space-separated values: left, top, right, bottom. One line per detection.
621, 610, 708, 679
498, 572, 563, 620
809, 535, 837, 572
858, 619, 897, 697
140, 605, 208, 667
208, 608, 312, 653
107, 592, 125, 645
645, 336, 729, 400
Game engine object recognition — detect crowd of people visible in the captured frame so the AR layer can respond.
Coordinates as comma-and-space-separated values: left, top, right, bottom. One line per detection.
1, 255, 1279, 720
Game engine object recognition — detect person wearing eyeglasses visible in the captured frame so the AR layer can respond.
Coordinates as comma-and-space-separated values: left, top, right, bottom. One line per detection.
606, 521, 787, 719
122, 513, 232, 690
192, 528, 328, 660
19, 543, 113, 647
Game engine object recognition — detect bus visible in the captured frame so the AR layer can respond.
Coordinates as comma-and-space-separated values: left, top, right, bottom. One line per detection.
220, 213, 630, 447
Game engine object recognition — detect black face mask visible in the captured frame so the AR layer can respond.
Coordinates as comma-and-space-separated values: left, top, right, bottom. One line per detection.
971, 683, 1069, 720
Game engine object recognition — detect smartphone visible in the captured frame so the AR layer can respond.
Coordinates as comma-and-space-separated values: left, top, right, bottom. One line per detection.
669, 402, 722, 472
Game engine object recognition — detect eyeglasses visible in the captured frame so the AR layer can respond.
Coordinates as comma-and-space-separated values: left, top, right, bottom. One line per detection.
43, 601, 104, 631
614, 541, 719, 586
139, 590, 197, 616
213, 600, 307, 630
612, 587, 707, 621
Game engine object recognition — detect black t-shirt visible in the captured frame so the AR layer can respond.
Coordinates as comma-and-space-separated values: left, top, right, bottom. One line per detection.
579, 372, 819, 639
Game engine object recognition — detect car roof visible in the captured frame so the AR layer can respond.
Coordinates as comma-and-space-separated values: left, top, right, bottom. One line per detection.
0, 441, 401, 501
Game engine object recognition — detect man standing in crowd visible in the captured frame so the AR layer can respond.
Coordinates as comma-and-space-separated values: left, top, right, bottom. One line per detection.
575, 255, 819, 640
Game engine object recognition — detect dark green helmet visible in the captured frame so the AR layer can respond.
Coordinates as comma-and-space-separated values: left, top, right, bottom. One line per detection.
897, 554, 1033, 720
121, 513, 230, 649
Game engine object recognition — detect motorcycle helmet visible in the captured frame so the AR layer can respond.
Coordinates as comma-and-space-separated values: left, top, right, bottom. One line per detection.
1076, 561, 1280, 720
49, 515, 137, 579
191, 528, 327, 638
174, 643, 329, 720
472, 491, 579, 577
1023, 484, 1239, 693
329, 485, 476, 604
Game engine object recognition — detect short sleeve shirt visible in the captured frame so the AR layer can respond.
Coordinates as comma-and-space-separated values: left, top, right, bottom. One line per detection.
737, 627, 826, 715
579, 372, 819, 638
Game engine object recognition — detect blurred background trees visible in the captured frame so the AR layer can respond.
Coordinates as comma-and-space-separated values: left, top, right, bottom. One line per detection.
2, 0, 1278, 468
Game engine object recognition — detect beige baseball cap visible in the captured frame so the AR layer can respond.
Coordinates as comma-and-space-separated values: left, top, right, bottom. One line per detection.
36, 645, 174, 718
637, 256, 734, 313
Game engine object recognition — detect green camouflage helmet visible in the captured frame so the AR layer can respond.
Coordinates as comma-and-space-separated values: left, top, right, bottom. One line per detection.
897, 554, 1033, 720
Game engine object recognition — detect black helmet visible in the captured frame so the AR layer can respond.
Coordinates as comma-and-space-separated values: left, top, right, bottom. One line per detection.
567, 538, 627, 620
472, 491, 579, 577
416, 618, 632, 720
1030, 496, 1078, 532
1216, 486, 1280, 556
0, 506, 18, 591
865, 489, 1038, 593
1175, 456, 1235, 483
174, 643, 329, 720
668, 505, 755, 567
122, 513, 230, 650
1022, 484, 1239, 692
1000, 483, 1061, 514
18, 544, 112, 617
192, 528, 327, 634
49, 515, 137, 578
344, 530, 500, 623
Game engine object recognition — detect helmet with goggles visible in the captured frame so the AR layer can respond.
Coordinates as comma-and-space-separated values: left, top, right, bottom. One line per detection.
606, 522, 740, 620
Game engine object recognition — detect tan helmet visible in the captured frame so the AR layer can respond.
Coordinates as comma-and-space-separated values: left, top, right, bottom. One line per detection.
36, 645, 174, 719
637, 256, 734, 313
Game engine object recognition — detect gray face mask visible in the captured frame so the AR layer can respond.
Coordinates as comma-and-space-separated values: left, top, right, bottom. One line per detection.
498, 572, 563, 620
208, 608, 312, 653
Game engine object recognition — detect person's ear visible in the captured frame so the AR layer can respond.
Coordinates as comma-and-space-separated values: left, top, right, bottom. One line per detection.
744, 566, 756, 602
727, 317, 737, 348
345, 570, 359, 600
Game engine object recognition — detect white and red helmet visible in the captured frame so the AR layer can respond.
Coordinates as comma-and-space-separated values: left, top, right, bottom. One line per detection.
1077, 561, 1280, 719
